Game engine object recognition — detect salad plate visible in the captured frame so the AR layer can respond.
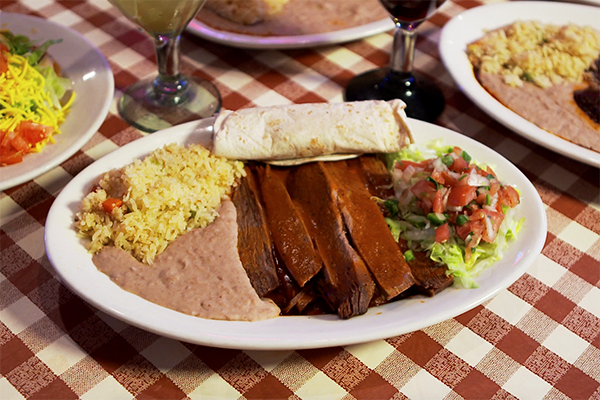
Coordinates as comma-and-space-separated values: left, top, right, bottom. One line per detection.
45, 118, 546, 350
0, 13, 114, 191
439, 2, 600, 168
187, 18, 394, 49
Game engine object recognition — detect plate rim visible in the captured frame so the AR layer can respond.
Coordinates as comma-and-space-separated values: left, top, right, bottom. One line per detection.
439, 1, 600, 168
186, 17, 394, 49
44, 117, 547, 350
0, 12, 114, 191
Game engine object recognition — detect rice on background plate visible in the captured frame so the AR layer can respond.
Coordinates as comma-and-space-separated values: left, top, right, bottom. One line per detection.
467, 21, 600, 88
75, 143, 245, 264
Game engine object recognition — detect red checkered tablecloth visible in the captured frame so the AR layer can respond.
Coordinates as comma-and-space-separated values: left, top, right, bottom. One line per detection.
1, 1, 599, 399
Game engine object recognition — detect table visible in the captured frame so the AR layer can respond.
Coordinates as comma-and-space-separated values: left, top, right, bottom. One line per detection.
1, 1, 599, 399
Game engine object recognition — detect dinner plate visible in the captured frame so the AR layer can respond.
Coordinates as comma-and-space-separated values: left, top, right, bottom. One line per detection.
45, 117, 546, 350
187, 18, 394, 49
573, 0, 600, 6
439, 2, 600, 168
0, 13, 114, 191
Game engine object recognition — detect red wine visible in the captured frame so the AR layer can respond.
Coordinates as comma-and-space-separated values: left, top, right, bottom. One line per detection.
379, 0, 446, 23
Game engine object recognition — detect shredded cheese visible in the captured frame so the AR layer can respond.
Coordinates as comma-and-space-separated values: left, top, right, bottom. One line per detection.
0, 51, 75, 152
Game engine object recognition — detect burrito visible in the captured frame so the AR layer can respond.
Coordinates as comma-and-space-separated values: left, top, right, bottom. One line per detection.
211, 100, 413, 164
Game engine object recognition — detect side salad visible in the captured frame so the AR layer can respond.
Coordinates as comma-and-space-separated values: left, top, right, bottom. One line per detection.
0, 30, 75, 166
383, 140, 524, 288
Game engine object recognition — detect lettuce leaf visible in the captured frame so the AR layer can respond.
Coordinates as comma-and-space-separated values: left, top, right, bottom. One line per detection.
2, 31, 62, 66
36, 64, 72, 108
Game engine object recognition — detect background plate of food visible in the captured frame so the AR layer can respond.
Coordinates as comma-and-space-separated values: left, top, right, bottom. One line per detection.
187, 0, 394, 49
0, 13, 113, 190
439, 1, 600, 168
45, 112, 546, 350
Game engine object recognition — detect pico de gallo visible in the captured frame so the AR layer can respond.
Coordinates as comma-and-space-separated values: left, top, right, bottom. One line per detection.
383, 141, 524, 288
0, 30, 74, 166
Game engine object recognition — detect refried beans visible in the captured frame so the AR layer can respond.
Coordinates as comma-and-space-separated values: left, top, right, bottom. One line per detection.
195, 0, 389, 37
92, 199, 281, 322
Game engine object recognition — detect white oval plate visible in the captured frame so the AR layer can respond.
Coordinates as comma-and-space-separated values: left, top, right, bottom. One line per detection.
45, 118, 546, 350
0, 13, 114, 191
187, 18, 394, 49
439, 1, 600, 168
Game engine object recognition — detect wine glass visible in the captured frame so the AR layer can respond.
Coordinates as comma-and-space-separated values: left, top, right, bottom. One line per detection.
109, 0, 221, 133
345, 0, 446, 122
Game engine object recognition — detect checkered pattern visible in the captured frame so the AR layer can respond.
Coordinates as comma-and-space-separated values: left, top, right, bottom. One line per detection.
1, 0, 599, 399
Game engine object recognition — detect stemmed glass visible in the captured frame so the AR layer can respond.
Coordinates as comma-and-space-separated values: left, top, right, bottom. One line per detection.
109, 0, 221, 132
345, 0, 446, 122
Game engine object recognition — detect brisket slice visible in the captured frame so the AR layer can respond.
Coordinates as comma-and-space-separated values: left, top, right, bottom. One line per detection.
397, 238, 454, 296
231, 166, 280, 297
347, 155, 395, 199
288, 162, 375, 319
255, 165, 322, 287
324, 161, 415, 301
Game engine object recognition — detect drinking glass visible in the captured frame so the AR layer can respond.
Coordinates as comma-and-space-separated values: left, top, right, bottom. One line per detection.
109, 0, 221, 132
345, 0, 446, 122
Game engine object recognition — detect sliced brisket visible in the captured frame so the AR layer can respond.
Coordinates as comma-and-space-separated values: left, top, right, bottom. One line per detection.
347, 155, 395, 199
288, 162, 376, 319
397, 238, 454, 296
255, 164, 322, 287
324, 161, 416, 301
231, 167, 280, 297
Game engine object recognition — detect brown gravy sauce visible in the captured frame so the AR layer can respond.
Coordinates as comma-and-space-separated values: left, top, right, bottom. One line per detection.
93, 199, 280, 322
196, 0, 389, 37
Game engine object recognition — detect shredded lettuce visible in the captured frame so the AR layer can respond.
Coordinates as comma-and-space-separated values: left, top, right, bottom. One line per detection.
2, 31, 62, 66
386, 140, 525, 288
430, 206, 523, 288
38, 65, 72, 109
384, 139, 450, 169
1, 31, 71, 109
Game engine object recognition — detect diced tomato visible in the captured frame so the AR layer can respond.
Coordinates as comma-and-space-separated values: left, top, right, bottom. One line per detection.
0, 46, 8, 74
447, 185, 477, 208
449, 156, 469, 172
441, 170, 461, 187
0, 143, 9, 154
467, 209, 504, 243
411, 178, 436, 198
432, 188, 444, 214
489, 180, 500, 196
10, 134, 29, 153
19, 121, 53, 145
411, 178, 437, 213
396, 159, 428, 171
455, 219, 475, 241
102, 198, 123, 213
0, 148, 24, 165
475, 189, 487, 205
497, 185, 520, 209
1, 130, 14, 148
0, 55, 7, 74
430, 169, 445, 185
0, 121, 56, 167
455, 218, 484, 261
483, 212, 504, 243
485, 165, 498, 179
435, 223, 450, 243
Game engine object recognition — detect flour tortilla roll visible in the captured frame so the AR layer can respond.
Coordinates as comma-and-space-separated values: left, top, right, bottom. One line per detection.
211, 100, 413, 164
